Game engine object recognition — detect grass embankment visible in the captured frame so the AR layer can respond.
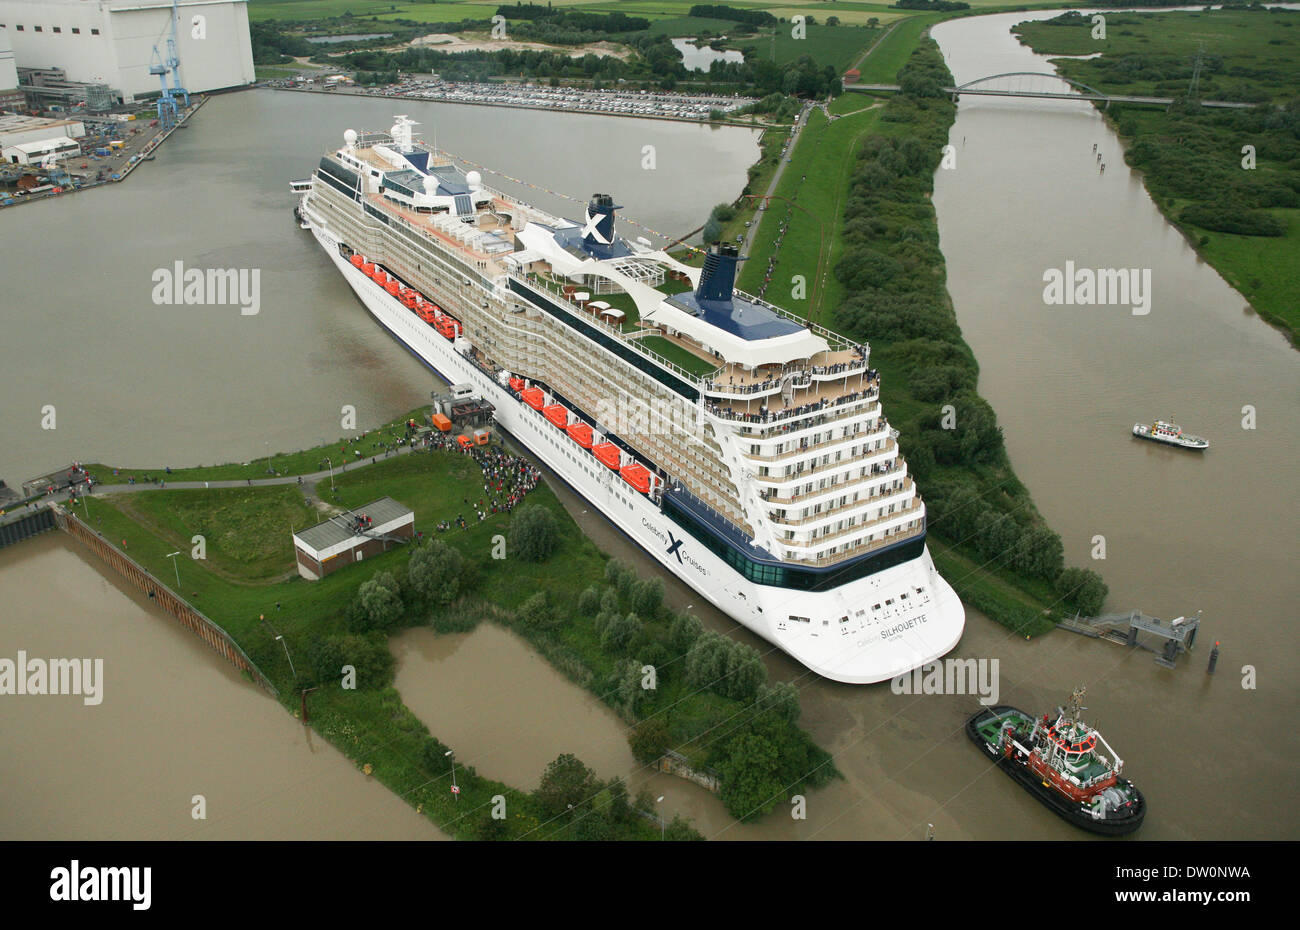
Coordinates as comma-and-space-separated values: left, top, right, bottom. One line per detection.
89, 443, 835, 835
1014, 8, 1300, 347
737, 94, 886, 321
83, 407, 428, 485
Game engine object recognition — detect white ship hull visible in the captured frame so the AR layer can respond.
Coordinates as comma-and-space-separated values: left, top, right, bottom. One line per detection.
309, 218, 965, 683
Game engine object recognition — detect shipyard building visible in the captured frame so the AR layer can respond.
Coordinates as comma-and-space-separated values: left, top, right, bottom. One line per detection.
0, 0, 254, 106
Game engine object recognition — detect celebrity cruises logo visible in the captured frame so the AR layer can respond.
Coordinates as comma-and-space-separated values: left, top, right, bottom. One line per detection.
1042, 261, 1151, 316
0, 651, 103, 705
151, 260, 261, 315
50, 861, 151, 910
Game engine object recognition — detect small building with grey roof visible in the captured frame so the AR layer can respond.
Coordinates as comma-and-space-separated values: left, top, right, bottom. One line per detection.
292, 497, 413, 581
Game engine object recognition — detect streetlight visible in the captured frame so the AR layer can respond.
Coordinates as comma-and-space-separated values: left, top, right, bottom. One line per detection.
165, 550, 181, 589
656, 795, 666, 841
274, 634, 297, 681
445, 749, 458, 799
265, 441, 273, 475
325, 457, 335, 491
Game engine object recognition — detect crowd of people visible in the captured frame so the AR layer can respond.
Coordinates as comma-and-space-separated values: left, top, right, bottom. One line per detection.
437, 442, 543, 531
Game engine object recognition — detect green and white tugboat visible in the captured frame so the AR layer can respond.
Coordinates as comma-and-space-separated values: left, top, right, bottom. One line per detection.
967, 687, 1146, 836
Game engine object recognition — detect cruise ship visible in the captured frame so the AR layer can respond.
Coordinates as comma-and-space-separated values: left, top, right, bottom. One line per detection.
294, 116, 964, 684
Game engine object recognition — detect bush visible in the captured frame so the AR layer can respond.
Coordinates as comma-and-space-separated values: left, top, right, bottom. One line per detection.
350, 571, 405, 632
408, 539, 463, 607
308, 632, 395, 690
535, 753, 598, 817
518, 591, 555, 629
1055, 567, 1109, 616
601, 612, 642, 654
508, 504, 559, 562
577, 585, 602, 617
669, 613, 704, 655
630, 577, 665, 619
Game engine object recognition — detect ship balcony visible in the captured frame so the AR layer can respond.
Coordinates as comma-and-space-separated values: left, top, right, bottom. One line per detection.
787, 517, 927, 568
781, 500, 925, 558
757, 443, 901, 503
701, 350, 871, 400
754, 437, 897, 488
742, 417, 885, 463
767, 477, 915, 531
717, 391, 880, 437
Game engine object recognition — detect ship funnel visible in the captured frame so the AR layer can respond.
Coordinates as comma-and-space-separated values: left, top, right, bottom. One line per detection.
696, 243, 740, 303
583, 193, 620, 258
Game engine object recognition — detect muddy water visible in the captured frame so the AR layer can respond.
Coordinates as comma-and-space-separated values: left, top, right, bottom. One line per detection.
392, 624, 637, 792
0, 535, 444, 840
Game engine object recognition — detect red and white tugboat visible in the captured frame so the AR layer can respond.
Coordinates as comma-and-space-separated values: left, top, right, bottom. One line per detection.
967, 687, 1146, 835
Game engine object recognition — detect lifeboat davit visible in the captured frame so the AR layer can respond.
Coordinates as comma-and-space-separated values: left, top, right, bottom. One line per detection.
350, 254, 365, 268
521, 387, 545, 411
566, 422, 593, 448
620, 463, 652, 495
508, 376, 525, 393
593, 442, 621, 470
543, 404, 567, 429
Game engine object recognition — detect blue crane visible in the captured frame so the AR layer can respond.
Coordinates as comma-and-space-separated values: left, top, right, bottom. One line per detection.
150, 1, 189, 129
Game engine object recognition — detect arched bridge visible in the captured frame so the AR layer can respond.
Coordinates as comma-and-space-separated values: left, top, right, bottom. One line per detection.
846, 71, 1259, 110
951, 71, 1111, 102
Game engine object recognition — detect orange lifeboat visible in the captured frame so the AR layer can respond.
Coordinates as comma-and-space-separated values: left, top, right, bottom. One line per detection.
508, 376, 525, 393
593, 442, 621, 470
620, 463, 652, 495
435, 316, 460, 339
521, 387, 545, 410
372, 270, 387, 286
543, 404, 567, 428
385, 280, 401, 296
361, 262, 375, 276
350, 254, 365, 268
566, 422, 593, 448
417, 305, 439, 323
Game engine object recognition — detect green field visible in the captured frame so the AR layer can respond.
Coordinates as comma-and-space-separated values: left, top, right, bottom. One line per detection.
737, 98, 886, 322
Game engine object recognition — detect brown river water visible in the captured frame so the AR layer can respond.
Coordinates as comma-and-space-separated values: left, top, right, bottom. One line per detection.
2, 15, 1296, 839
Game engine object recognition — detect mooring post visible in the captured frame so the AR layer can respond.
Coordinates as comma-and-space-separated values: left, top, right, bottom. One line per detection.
1207, 641, 1220, 675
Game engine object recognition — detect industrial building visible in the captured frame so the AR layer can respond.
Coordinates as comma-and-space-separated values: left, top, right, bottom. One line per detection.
0, 0, 255, 105
0, 114, 85, 164
292, 498, 415, 581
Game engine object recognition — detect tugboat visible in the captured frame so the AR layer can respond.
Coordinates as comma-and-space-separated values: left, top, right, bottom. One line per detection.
1132, 418, 1208, 450
967, 687, 1145, 835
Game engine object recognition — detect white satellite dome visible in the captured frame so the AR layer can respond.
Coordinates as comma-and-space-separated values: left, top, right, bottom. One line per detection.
423, 176, 438, 195
343, 128, 358, 147
465, 170, 482, 190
